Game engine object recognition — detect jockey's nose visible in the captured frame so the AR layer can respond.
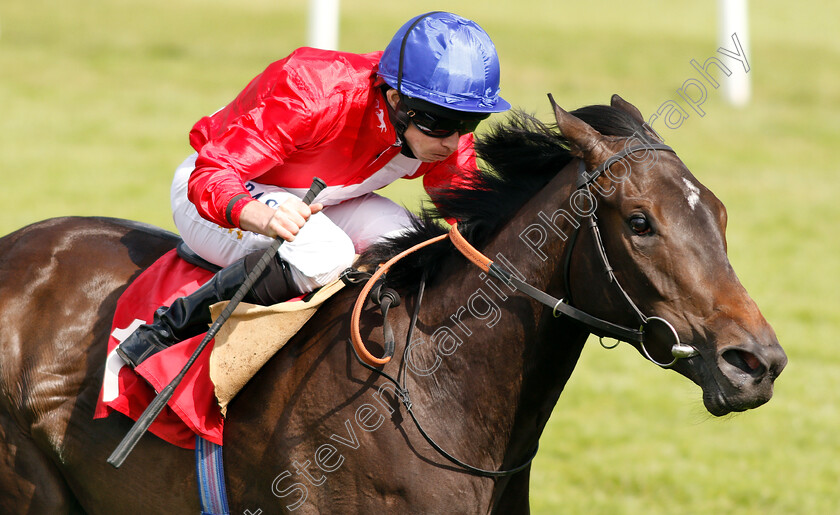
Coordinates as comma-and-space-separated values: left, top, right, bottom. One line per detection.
441, 133, 460, 152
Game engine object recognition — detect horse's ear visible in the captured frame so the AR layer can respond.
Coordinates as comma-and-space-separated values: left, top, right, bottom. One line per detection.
610, 94, 645, 124
610, 93, 665, 143
548, 93, 609, 163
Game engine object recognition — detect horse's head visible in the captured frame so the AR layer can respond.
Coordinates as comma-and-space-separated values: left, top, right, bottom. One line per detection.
553, 94, 787, 416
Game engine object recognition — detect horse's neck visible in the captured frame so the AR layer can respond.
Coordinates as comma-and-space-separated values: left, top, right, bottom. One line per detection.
482, 164, 579, 289
408, 162, 585, 468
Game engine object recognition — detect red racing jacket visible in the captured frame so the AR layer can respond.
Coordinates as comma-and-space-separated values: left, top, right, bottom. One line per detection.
187, 47, 479, 228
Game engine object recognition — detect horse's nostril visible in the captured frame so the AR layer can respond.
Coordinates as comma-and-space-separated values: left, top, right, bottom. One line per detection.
722, 349, 766, 376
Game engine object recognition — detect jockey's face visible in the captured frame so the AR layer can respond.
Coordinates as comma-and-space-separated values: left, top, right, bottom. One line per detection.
385, 89, 461, 162
402, 123, 461, 162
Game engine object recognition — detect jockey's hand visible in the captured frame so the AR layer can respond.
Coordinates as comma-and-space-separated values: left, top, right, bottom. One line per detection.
238, 198, 323, 242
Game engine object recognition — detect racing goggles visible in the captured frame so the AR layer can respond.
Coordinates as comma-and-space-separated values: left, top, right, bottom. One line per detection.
407, 108, 486, 138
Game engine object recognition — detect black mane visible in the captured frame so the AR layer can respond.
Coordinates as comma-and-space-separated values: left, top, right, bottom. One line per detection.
356, 104, 653, 288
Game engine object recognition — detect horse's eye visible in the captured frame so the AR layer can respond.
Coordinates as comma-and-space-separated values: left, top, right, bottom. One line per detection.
629, 214, 652, 235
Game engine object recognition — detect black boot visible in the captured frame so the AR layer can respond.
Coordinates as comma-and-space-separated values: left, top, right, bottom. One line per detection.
116, 251, 300, 368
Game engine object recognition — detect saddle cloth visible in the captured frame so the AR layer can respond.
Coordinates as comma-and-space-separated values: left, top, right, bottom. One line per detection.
93, 249, 343, 448
209, 279, 344, 416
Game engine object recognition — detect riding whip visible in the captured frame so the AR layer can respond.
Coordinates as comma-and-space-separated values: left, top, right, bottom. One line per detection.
108, 177, 326, 468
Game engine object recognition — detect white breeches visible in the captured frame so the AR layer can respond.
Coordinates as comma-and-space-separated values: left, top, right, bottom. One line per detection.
171, 154, 415, 292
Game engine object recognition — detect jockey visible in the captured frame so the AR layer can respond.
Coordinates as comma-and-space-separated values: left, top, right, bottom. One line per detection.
116, 11, 511, 369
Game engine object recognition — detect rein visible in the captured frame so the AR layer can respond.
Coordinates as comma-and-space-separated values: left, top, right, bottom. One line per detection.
346, 237, 539, 478
345, 268, 538, 478
346, 143, 699, 478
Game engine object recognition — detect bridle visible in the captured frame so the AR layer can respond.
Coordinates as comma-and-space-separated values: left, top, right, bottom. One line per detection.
558, 142, 700, 367
446, 142, 699, 367
345, 141, 700, 478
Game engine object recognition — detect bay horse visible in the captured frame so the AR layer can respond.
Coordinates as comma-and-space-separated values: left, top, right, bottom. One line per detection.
0, 96, 786, 514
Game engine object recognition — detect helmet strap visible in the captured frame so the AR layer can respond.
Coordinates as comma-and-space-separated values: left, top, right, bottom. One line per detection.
381, 86, 416, 159
395, 12, 438, 160
396, 12, 443, 96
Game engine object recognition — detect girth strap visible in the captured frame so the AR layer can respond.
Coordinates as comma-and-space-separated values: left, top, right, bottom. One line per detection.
195, 435, 230, 515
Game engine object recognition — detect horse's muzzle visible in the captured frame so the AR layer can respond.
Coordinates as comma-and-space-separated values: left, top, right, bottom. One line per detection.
704, 339, 787, 415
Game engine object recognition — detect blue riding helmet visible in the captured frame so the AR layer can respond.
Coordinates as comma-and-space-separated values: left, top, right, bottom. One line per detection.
378, 12, 511, 114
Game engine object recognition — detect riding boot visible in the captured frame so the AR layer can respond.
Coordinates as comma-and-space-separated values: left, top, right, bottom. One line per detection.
116, 251, 300, 369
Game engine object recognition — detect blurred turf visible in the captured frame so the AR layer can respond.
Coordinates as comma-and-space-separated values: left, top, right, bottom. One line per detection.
1, 1, 838, 513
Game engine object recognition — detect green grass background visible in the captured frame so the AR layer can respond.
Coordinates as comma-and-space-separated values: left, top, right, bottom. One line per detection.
2, 1, 838, 513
